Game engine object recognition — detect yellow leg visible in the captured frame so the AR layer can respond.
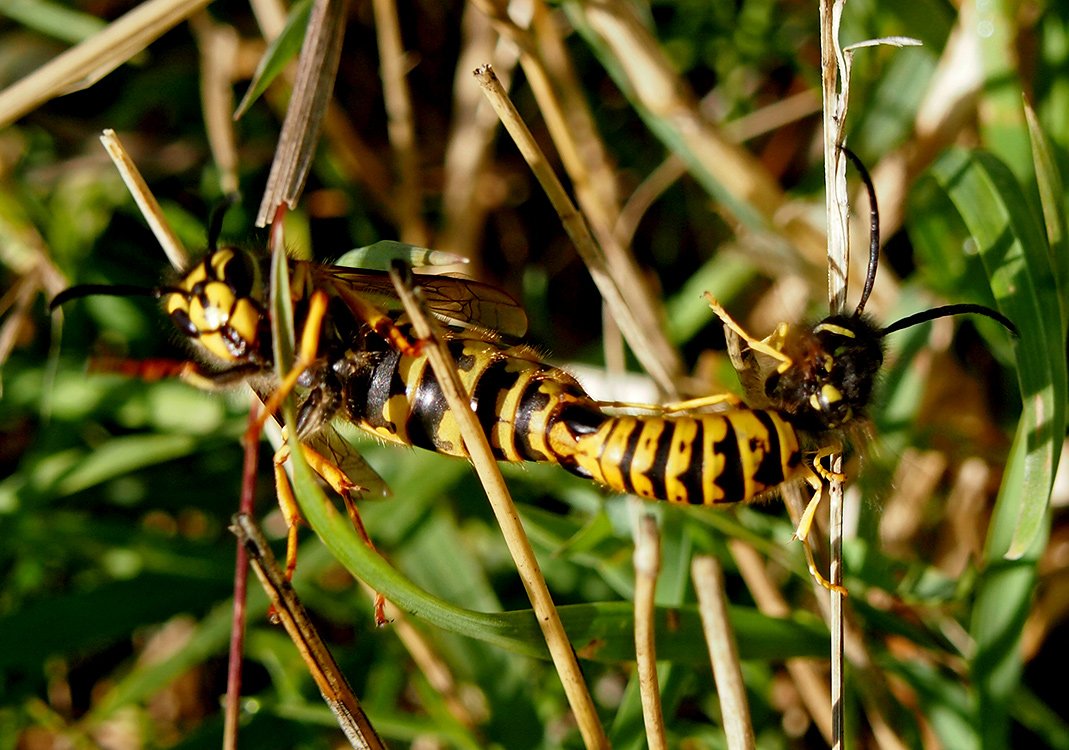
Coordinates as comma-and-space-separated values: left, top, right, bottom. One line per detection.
704, 292, 793, 369
660, 392, 744, 413
247, 290, 331, 445
811, 444, 846, 483
271, 447, 303, 582
272, 438, 389, 623
792, 473, 848, 596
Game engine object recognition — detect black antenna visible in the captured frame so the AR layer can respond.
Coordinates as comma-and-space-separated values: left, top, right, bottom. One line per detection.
207, 194, 240, 251
839, 145, 880, 318
881, 303, 1019, 338
49, 283, 160, 311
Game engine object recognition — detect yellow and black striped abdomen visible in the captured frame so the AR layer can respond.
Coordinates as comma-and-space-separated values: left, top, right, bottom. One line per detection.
341, 332, 595, 463
567, 410, 804, 505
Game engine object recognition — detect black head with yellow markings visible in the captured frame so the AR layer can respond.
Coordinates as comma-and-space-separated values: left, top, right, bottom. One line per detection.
753, 147, 1017, 435
159, 245, 268, 365
51, 240, 271, 371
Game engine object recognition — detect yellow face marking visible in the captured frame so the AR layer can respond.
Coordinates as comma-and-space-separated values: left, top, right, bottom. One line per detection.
814, 322, 855, 338
821, 384, 842, 404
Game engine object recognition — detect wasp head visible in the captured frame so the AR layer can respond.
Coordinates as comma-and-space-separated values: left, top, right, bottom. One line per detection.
762, 314, 885, 433
161, 246, 268, 365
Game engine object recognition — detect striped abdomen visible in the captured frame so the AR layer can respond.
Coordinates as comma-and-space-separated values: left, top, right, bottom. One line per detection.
565, 409, 804, 505
341, 332, 601, 463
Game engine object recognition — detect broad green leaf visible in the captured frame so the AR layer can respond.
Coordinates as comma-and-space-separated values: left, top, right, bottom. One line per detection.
928, 147, 1065, 749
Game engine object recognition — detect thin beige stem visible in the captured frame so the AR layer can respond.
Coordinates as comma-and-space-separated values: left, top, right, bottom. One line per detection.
692, 555, 755, 750
818, 2, 848, 747
633, 513, 666, 750
729, 539, 833, 744
234, 513, 386, 750
0, 0, 211, 129
371, 0, 427, 245
99, 129, 188, 271
389, 266, 608, 750
473, 63, 679, 398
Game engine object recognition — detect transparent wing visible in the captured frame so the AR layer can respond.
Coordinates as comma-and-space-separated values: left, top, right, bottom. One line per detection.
307, 263, 528, 337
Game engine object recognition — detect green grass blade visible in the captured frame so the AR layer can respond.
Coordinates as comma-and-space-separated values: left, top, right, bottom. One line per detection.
928, 147, 1066, 748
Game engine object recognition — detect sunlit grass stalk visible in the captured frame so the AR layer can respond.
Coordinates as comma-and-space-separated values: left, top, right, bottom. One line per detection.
0, 0, 211, 129
472, 63, 680, 398
388, 264, 609, 750
632, 513, 666, 749
728, 539, 833, 744
232, 513, 386, 750
817, 2, 849, 745
99, 129, 188, 271
692, 555, 754, 750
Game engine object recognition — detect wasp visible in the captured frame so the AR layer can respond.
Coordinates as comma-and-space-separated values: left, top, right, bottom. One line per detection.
554, 149, 1017, 590
50, 228, 612, 581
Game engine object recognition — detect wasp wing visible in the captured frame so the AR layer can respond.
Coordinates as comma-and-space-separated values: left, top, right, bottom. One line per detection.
308, 264, 528, 338
304, 425, 392, 499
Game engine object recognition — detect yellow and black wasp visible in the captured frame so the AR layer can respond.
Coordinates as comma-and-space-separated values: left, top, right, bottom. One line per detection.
52, 150, 1016, 594
50, 222, 609, 581
548, 148, 1017, 590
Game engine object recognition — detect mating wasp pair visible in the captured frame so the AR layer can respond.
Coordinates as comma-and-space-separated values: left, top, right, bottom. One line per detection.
52, 153, 1016, 593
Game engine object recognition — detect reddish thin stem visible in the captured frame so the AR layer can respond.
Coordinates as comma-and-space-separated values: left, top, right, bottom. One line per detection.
224, 397, 262, 749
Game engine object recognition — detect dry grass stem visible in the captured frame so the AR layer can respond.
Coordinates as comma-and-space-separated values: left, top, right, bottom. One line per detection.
632, 513, 666, 750
99, 129, 188, 271
256, 0, 350, 226
729, 540, 834, 744
388, 265, 608, 750
0, 0, 211, 129
372, 0, 427, 245
496, 0, 684, 390
473, 63, 680, 398
191, 13, 241, 196
525, 0, 680, 381
439, 7, 519, 259
577, 1, 828, 268
692, 555, 755, 750
817, 3, 848, 746
233, 513, 386, 750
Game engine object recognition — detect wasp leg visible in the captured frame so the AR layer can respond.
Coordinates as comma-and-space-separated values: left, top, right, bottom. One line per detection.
792, 470, 849, 596
89, 356, 261, 389
250, 290, 332, 441
331, 282, 422, 357
704, 292, 795, 373
660, 392, 745, 413
272, 440, 390, 624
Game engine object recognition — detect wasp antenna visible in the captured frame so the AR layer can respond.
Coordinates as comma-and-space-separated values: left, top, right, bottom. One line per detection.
838, 145, 880, 318
880, 303, 1019, 338
49, 283, 161, 311
207, 194, 241, 251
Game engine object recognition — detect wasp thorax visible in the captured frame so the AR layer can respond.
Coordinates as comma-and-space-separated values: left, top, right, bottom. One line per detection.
163, 246, 265, 363
763, 314, 884, 433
